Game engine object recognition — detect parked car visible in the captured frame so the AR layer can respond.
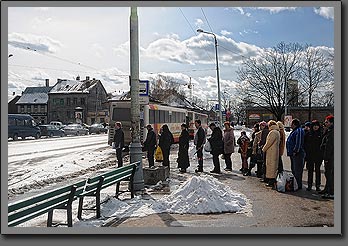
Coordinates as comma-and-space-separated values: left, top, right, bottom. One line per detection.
49, 121, 65, 129
39, 124, 65, 137
89, 123, 108, 134
63, 124, 89, 136
8, 114, 41, 140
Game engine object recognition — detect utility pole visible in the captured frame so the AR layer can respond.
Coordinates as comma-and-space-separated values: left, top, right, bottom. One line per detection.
129, 6, 144, 191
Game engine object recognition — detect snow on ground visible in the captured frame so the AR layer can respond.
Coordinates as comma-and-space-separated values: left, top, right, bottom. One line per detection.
74, 175, 251, 227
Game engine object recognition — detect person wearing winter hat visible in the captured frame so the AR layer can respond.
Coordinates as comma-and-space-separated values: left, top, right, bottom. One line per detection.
258, 121, 269, 182
320, 115, 334, 199
304, 119, 324, 191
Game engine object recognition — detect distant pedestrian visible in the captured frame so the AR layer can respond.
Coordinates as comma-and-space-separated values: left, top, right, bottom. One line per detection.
262, 120, 280, 188
258, 121, 269, 182
277, 121, 286, 174
177, 123, 190, 173
143, 124, 157, 168
113, 121, 124, 167
304, 120, 324, 191
237, 131, 250, 175
252, 124, 263, 178
245, 123, 260, 176
159, 124, 174, 168
194, 119, 206, 173
222, 121, 235, 171
320, 115, 334, 199
208, 122, 224, 174
286, 118, 305, 190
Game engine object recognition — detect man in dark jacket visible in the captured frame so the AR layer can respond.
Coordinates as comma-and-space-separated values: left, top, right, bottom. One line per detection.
143, 124, 157, 168
320, 115, 334, 199
113, 121, 124, 167
178, 123, 190, 173
194, 119, 206, 173
159, 124, 174, 168
286, 118, 305, 190
208, 123, 224, 174
304, 120, 323, 191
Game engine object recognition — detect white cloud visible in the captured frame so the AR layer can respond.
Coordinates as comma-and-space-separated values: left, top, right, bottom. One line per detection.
195, 18, 204, 27
8, 32, 62, 54
257, 7, 297, 13
314, 7, 334, 20
221, 30, 231, 36
229, 7, 252, 17
91, 43, 104, 58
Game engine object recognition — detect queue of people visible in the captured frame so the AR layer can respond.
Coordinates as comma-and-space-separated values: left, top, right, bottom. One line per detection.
112, 114, 334, 200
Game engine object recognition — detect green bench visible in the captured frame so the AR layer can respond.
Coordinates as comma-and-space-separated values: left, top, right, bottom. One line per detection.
77, 162, 138, 220
8, 180, 86, 227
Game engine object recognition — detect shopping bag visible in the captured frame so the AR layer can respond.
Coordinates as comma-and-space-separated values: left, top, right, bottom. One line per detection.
276, 172, 286, 192
285, 173, 298, 192
155, 146, 163, 162
203, 140, 212, 152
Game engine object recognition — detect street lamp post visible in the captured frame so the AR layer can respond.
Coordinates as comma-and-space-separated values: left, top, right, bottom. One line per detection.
197, 28, 222, 127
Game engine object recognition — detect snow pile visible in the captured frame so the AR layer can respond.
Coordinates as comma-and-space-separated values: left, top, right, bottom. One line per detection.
161, 175, 248, 214
98, 175, 249, 220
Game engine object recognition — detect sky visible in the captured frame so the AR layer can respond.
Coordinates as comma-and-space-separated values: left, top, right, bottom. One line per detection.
7, 4, 335, 103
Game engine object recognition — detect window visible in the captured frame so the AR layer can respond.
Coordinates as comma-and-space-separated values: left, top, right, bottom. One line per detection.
159, 110, 165, 123
20, 105, 24, 113
60, 99, 64, 105
41, 105, 45, 112
149, 110, 155, 124
112, 108, 131, 121
67, 98, 71, 106
34, 105, 38, 113
8, 118, 16, 126
81, 98, 85, 105
27, 105, 31, 113
73, 98, 78, 105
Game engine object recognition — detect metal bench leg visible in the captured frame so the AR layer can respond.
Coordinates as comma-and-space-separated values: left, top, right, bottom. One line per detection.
77, 197, 84, 220
96, 193, 101, 218
47, 210, 53, 227
67, 205, 73, 227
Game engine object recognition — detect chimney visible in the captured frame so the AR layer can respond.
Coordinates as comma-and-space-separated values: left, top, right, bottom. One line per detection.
86, 76, 90, 81
86, 81, 91, 88
13, 92, 15, 96
45, 79, 49, 87
76, 75, 80, 81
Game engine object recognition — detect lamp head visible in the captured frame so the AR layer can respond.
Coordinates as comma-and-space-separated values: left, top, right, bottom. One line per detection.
197, 29, 203, 33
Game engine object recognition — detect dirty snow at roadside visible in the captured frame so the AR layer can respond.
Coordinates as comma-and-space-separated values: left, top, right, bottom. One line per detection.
75, 175, 251, 227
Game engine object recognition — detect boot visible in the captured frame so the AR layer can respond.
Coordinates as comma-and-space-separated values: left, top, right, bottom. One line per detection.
243, 168, 251, 176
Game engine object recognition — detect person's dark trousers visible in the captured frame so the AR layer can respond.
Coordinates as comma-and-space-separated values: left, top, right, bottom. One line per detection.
116, 148, 123, 167
256, 161, 263, 177
162, 148, 170, 167
212, 154, 221, 172
197, 148, 203, 171
224, 153, 232, 169
147, 149, 155, 167
290, 152, 305, 189
278, 157, 284, 174
261, 152, 267, 179
306, 160, 322, 189
325, 160, 334, 195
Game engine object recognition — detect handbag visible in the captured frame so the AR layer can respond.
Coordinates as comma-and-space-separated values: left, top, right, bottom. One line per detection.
155, 146, 163, 162
112, 142, 116, 149
203, 140, 212, 152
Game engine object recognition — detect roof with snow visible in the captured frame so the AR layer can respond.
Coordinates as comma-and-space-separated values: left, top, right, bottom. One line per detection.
49, 79, 99, 94
16, 87, 52, 104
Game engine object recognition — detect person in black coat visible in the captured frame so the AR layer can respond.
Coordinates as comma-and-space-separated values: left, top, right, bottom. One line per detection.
208, 123, 224, 174
304, 120, 323, 191
113, 121, 124, 167
194, 119, 206, 173
177, 123, 190, 173
159, 124, 174, 168
320, 115, 334, 199
143, 124, 157, 168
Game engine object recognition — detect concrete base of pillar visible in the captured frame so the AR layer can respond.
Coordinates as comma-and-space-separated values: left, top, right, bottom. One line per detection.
143, 166, 170, 185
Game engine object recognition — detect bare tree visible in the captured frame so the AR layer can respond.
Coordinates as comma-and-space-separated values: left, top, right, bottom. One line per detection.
297, 44, 333, 121
236, 42, 303, 120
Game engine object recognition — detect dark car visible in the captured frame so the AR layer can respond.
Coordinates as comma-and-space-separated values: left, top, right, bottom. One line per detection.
39, 124, 65, 137
89, 123, 108, 134
63, 124, 89, 136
